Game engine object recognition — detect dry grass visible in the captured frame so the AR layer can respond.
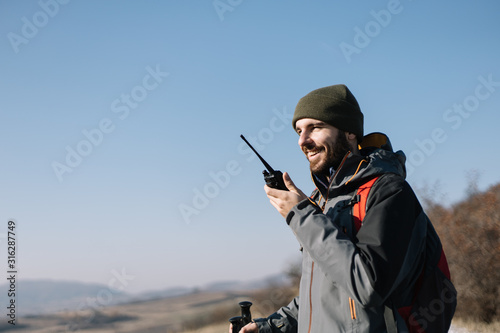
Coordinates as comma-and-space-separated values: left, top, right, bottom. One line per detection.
3, 291, 250, 333
183, 322, 229, 333
5, 279, 498, 333
451, 318, 500, 333
2, 284, 297, 333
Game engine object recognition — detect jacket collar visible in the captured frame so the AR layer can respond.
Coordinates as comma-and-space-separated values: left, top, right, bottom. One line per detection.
310, 133, 407, 199
311, 151, 360, 198
312, 167, 334, 195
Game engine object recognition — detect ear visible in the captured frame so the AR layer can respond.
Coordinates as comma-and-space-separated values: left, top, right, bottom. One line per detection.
345, 132, 357, 142
345, 132, 359, 152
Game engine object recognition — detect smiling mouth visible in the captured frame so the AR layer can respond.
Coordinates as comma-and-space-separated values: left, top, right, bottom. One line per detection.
306, 149, 322, 160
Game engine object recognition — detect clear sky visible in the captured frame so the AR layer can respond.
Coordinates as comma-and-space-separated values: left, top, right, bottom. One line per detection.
1, 0, 499, 294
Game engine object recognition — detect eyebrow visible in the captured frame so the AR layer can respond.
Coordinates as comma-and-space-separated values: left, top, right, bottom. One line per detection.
296, 120, 327, 132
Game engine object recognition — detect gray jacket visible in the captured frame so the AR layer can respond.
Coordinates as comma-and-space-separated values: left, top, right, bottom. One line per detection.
255, 146, 428, 332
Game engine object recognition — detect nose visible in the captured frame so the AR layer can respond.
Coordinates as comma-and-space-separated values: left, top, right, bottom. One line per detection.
298, 131, 312, 148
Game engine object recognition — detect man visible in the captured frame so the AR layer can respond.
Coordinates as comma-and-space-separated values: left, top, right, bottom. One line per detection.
233, 84, 451, 332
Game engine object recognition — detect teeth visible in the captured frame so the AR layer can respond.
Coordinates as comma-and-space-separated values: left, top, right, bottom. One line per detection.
307, 149, 320, 157
303, 147, 321, 159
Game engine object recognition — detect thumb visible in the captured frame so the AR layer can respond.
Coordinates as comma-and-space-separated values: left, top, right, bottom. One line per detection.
283, 172, 305, 196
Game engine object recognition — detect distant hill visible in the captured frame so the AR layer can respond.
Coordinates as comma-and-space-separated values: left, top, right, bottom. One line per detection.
0, 272, 288, 316
202, 272, 288, 292
0, 279, 132, 316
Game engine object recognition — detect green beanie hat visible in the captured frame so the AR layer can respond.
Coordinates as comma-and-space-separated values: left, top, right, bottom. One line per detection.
292, 84, 364, 141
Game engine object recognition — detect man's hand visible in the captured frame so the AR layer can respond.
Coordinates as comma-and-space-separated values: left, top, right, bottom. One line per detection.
229, 322, 258, 333
265, 172, 307, 218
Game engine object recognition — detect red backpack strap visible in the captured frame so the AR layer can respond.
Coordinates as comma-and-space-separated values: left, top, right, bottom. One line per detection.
352, 176, 380, 232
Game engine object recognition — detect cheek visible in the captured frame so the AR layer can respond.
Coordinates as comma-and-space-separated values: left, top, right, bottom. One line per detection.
316, 134, 332, 148
323, 138, 337, 154
325, 133, 337, 147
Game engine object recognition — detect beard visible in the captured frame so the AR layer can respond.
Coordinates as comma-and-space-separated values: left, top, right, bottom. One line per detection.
306, 131, 352, 176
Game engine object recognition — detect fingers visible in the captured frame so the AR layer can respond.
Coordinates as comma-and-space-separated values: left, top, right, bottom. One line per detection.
240, 322, 259, 333
268, 195, 282, 212
229, 322, 258, 333
264, 173, 305, 201
264, 173, 297, 196
264, 172, 308, 218
265, 186, 298, 218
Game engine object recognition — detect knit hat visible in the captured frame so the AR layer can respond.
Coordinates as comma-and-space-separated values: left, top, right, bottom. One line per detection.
292, 84, 364, 140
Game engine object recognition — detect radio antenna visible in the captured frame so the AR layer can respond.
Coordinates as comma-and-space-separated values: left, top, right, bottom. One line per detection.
240, 135, 275, 172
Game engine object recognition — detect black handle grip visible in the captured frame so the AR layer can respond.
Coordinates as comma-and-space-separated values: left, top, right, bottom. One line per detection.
229, 316, 242, 333
239, 301, 253, 325
229, 300, 253, 332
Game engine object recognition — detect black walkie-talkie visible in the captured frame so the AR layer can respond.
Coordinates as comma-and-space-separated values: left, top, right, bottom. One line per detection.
240, 135, 288, 191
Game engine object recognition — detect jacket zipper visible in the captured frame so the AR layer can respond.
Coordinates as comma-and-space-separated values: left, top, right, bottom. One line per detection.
308, 152, 362, 329
349, 297, 357, 320
305, 155, 351, 333
308, 261, 314, 333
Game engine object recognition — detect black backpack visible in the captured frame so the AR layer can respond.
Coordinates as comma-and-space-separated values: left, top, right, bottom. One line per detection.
354, 133, 458, 332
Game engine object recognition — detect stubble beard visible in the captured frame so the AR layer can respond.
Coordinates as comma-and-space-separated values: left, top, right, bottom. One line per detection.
308, 131, 352, 176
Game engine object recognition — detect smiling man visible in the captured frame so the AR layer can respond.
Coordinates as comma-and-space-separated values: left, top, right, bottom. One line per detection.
232, 85, 456, 333
298, 118, 356, 174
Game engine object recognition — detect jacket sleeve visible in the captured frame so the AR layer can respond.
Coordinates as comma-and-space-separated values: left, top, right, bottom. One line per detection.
254, 296, 299, 333
286, 173, 427, 307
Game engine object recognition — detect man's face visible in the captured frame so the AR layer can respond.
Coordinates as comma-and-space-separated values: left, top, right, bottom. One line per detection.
295, 118, 352, 175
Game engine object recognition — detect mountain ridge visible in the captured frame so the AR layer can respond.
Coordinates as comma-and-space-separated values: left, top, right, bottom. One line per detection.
0, 272, 288, 316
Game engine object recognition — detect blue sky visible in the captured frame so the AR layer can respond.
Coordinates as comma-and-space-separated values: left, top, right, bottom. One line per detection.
1, 0, 499, 294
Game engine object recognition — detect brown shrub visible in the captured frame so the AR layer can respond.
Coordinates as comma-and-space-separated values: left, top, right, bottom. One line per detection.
426, 183, 500, 323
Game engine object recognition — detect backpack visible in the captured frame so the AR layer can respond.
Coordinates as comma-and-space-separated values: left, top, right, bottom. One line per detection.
352, 133, 458, 333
